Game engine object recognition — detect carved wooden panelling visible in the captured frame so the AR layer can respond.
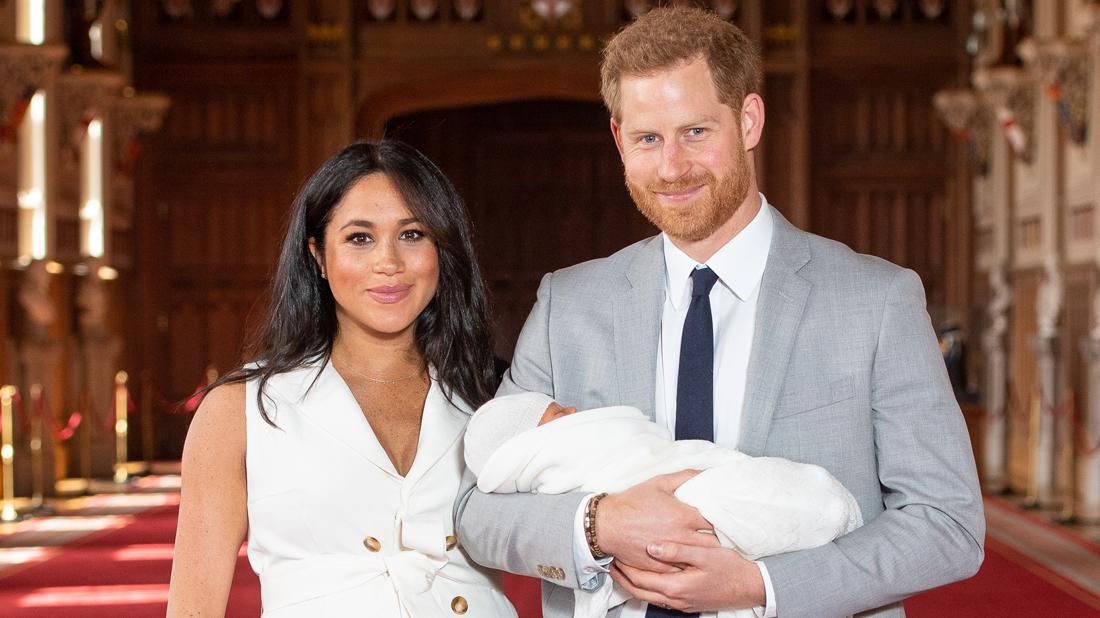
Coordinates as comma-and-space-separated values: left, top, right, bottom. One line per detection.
810, 68, 954, 312
163, 182, 288, 271
388, 100, 654, 358
0, 208, 16, 255
811, 184, 947, 307
813, 82, 947, 160
142, 66, 296, 165
55, 216, 80, 259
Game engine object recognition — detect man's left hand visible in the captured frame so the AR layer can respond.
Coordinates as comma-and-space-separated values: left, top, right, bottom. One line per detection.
610, 542, 766, 613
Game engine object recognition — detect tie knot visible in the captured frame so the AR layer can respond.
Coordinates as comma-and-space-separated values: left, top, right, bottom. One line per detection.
690, 267, 719, 298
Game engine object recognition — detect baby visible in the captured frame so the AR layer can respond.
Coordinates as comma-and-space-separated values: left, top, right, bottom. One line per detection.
464, 392, 863, 618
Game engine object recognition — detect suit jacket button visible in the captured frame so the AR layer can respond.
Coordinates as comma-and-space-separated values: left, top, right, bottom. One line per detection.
363, 536, 381, 552
446, 535, 458, 550
451, 595, 468, 614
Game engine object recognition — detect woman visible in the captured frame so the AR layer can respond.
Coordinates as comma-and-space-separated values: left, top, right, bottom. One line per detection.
168, 141, 515, 616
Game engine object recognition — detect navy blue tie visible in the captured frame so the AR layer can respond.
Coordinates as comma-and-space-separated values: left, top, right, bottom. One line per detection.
646, 267, 719, 618
675, 267, 719, 442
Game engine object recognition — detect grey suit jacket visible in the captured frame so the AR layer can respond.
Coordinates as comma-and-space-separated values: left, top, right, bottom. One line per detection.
456, 207, 984, 618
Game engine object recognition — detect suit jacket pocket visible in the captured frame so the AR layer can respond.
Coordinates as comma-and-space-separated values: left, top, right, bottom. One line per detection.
773, 374, 856, 419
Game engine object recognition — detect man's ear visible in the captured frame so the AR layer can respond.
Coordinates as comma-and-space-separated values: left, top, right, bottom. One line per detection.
308, 238, 325, 279
610, 117, 626, 161
740, 93, 765, 151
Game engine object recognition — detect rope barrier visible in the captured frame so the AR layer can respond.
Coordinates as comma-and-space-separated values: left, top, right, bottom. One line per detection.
9, 391, 30, 433
28, 388, 83, 443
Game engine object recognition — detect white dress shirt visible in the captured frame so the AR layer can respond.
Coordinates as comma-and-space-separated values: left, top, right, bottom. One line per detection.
572, 196, 777, 617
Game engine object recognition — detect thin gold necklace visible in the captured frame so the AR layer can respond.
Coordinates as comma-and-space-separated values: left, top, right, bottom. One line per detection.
341, 363, 424, 385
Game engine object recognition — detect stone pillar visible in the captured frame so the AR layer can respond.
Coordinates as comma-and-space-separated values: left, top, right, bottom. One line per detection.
1029, 257, 1064, 507
1028, 333, 1060, 506
1078, 336, 1100, 523
14, 260, 61, 499
980, 265, 1011, 492
76, 260, 121, 479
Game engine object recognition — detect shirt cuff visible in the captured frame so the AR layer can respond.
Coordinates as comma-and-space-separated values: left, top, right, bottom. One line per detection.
572, 493, 612, 591
752, 560, 777, 618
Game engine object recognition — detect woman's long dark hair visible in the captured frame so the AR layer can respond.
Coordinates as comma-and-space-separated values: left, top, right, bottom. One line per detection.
213, 140, 497, 424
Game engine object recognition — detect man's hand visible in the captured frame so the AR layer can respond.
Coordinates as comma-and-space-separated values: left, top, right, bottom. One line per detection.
595, 470, 720, 572
611, 542, 766, 612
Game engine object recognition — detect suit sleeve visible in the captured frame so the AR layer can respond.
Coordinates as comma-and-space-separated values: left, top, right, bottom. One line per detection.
760, 268, 985, 617
455, 272, 591, 587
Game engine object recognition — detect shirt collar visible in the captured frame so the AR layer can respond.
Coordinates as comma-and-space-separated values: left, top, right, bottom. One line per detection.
662, 193, 775, 309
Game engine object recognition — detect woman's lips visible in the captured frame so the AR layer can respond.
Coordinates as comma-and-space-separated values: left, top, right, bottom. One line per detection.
367, 284, 412, 304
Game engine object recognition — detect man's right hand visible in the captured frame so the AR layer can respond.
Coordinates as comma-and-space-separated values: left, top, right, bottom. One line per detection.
595, 470, 720, 573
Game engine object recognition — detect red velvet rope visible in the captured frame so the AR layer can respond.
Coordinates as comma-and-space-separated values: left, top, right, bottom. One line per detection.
9, 391, 31, 433
29, 389, 83, 442
150, 375, 209, 415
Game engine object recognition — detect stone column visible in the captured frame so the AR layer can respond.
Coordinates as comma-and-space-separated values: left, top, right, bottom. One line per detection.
14, 260, 61, 499
1078, 335, 1100, 523
1029, 257, 1064, 507
980, 265, 1011, 492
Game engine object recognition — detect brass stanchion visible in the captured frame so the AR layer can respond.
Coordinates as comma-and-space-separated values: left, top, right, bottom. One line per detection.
113, 371, 130, 484
1, 386, 19, 522
28, 385, 45, 510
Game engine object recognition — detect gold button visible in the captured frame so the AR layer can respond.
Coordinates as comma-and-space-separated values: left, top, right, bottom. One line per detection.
363, 536, 381, 552
446, 535, 458, 550
451, 595, 468, 615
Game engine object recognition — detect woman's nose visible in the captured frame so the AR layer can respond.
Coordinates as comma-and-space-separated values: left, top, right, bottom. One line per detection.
372, 242, 402, 275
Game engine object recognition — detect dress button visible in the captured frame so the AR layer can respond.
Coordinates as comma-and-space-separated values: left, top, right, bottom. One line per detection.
451, 595, 468, 615
363, 536, 381, 552
446, 535, 458, 550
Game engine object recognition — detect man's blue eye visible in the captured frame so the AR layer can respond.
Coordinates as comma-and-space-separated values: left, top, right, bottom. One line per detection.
641, 135, 658, 144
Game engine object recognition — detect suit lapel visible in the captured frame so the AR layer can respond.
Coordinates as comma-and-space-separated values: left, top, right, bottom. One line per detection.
613, 236, 665, 420
738, 209, 812, 456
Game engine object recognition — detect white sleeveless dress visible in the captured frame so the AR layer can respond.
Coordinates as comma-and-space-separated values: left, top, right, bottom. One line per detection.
244, 362, 517, 617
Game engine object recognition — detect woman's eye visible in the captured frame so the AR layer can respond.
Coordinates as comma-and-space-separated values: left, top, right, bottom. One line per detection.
346, 232, 371, 245
400, 229, 427, 241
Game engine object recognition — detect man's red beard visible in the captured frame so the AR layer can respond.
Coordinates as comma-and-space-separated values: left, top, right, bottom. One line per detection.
626, 144, 752, 242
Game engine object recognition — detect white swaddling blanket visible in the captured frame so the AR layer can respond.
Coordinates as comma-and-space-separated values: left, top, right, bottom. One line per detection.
465, 401, 863, 618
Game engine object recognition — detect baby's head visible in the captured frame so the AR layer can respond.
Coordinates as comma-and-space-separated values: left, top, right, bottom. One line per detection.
465, 392, 574, 475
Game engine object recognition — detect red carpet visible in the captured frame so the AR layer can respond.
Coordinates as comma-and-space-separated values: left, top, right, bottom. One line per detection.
1, 502, 1098, 617
0, 504, 260, 617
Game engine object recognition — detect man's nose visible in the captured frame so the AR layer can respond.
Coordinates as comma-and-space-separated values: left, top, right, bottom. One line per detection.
658, 142, 690, 182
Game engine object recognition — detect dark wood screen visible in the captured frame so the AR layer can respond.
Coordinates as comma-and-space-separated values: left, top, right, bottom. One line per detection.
387, 100, 655, 360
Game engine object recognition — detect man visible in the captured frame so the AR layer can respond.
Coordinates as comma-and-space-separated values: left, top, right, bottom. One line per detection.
457, 7, 984, 618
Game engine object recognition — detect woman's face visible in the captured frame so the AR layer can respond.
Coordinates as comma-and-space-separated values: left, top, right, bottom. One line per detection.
311, 173, 440, 341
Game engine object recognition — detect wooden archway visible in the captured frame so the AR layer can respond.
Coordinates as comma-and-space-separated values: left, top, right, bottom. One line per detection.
357, 67, 602, 138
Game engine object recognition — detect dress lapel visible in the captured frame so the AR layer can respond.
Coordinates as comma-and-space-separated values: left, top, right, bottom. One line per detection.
738, 209, 813, 456
613, 236, 665, 420
287, 361, 403, 479
402, 379, 469, 489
